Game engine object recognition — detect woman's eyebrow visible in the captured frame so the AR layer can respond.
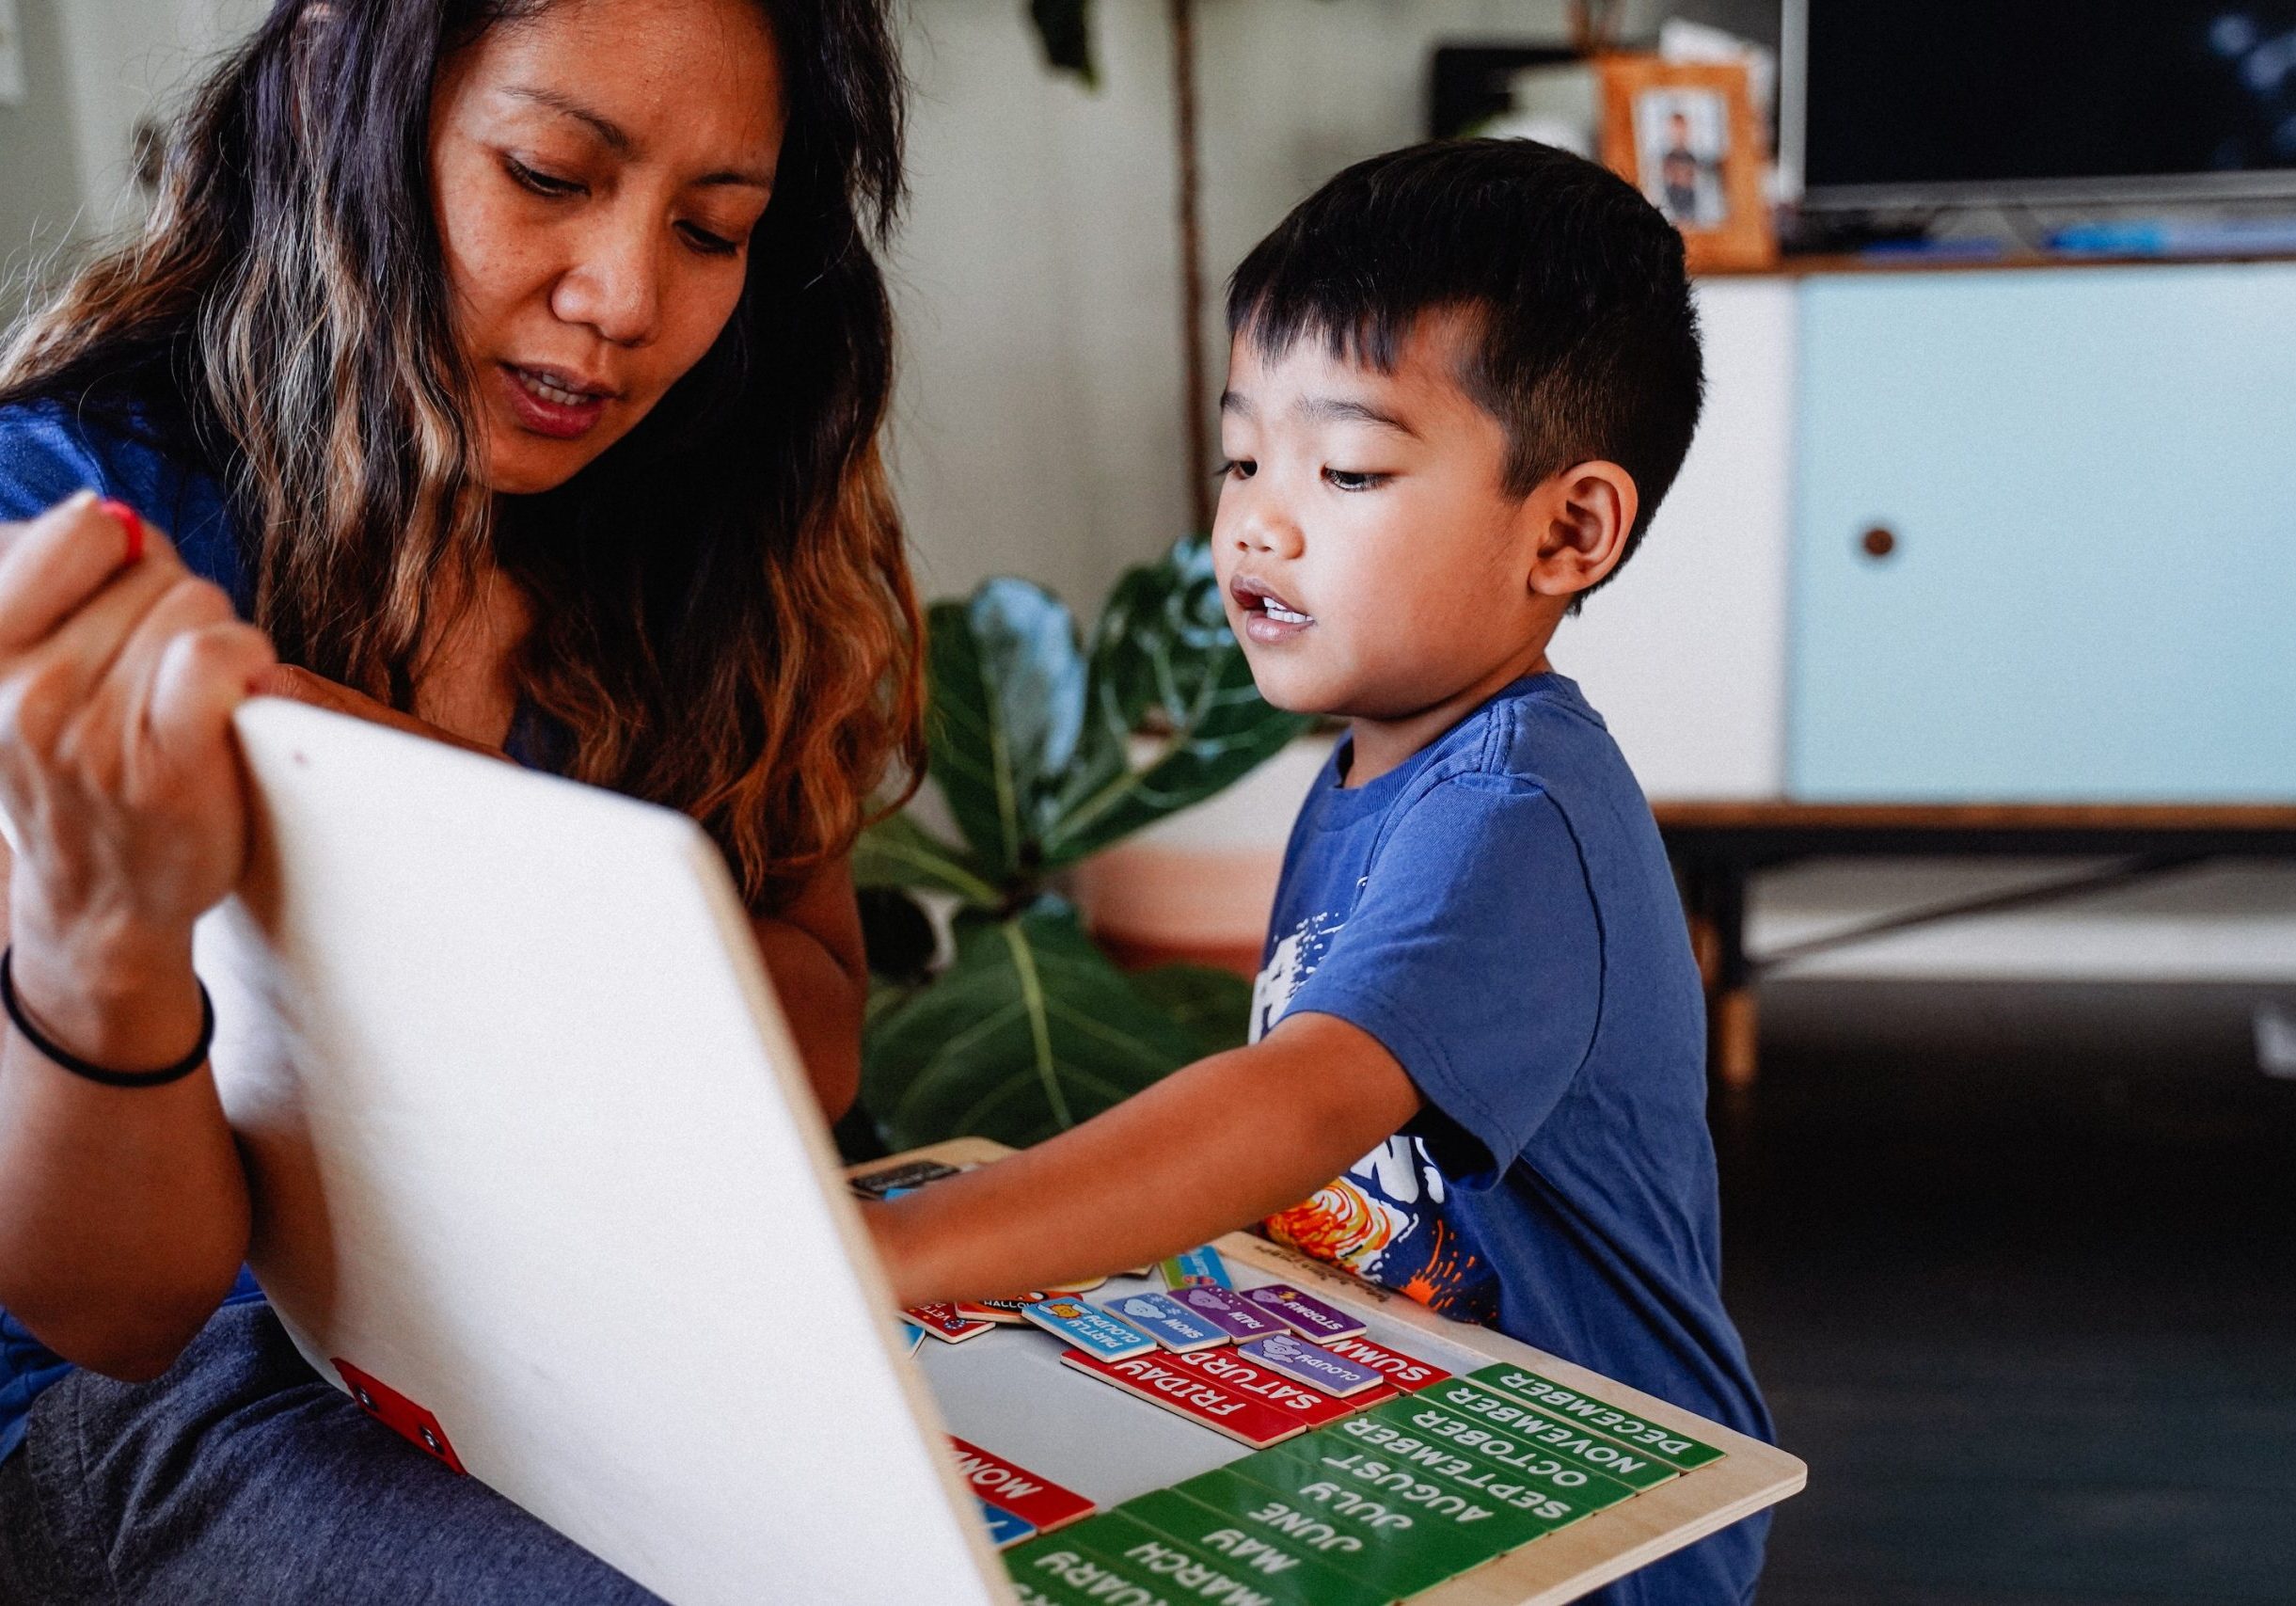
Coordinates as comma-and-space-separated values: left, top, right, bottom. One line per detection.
503, 85, 774, 190
507, 86, 633, 153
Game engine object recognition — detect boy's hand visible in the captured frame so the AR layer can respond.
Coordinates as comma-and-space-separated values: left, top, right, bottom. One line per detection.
863, 1011, 1421, 1309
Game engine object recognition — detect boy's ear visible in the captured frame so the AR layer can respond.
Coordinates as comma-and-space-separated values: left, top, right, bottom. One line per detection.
1523, 460, 1639, 601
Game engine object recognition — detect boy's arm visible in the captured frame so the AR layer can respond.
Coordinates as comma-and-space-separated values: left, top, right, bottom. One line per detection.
864, 1011, 1420, 1309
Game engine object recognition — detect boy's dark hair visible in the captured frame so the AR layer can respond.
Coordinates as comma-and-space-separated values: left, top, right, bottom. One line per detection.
1227, 138, 1703, 605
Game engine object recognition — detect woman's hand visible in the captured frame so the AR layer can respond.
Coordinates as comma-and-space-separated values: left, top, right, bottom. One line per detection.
252, 664, 513, 763
0, 491, 273, 1378
0, 493, 275, 1004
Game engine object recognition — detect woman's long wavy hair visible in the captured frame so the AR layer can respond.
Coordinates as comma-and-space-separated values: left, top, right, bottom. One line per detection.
0, 0, 925, 911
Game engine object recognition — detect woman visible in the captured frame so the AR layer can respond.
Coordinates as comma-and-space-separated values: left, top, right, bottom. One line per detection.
0, 0, 920, 1597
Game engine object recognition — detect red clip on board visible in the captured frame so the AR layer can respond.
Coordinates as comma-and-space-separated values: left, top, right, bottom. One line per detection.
334, 1358, 467, 1474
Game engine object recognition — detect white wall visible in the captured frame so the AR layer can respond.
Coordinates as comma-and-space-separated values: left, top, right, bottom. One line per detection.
885, 0, 1196, 612
0, 0, 84, 322
51, 0, 263, 233
1549, 278, 1796, 799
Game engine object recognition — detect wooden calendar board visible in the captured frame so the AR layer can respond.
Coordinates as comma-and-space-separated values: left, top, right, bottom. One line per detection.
870, 1139, 1805, 1606
196, 699, 1003, 1606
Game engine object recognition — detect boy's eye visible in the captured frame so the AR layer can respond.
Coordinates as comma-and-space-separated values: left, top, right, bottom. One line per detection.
1323, 468, 1392, 492
505, 157, 584, 199
1217, 457, 1256, 480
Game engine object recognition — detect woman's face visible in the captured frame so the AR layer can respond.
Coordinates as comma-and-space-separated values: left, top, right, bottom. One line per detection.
428, 0, 785, 495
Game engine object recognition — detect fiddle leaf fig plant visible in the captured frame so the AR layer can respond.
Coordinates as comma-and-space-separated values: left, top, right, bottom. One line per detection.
856, 537, 1307, 1151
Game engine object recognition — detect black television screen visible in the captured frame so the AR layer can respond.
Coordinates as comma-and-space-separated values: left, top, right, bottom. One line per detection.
1793, 1, 2296, 206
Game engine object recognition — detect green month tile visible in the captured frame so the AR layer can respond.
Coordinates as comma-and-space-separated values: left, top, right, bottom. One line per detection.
1204, 1447, 1529, 1583
1163, 1465, 1479, 1603
1465, 1363, 1726, 1471
1232, 1428, 1565, 1554
1363, 1394, 1641, 1513
1118, 1487, 1392, 1606
1409, 1379, 1681, 1492
1318, 1413, 1605, 1539
1051, 1506, 1335, 1606
1005, 1517, 1229, 1606
1003, 1527, 1131, 1606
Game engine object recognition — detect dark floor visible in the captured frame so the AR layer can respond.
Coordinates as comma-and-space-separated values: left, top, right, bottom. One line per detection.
1720, 980, 2296, 1606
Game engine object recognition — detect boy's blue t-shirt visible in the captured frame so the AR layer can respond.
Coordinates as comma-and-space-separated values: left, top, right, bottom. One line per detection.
1251, 672, 1772, 1606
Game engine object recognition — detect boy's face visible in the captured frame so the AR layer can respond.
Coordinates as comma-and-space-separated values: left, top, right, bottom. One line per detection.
1211, 313, 1563, 734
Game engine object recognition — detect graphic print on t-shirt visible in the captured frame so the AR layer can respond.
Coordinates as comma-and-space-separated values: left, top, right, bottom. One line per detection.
1251, 912, 1499, 1324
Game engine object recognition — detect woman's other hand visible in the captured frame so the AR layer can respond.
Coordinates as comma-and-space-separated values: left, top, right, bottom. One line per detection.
251, 664, 514, 763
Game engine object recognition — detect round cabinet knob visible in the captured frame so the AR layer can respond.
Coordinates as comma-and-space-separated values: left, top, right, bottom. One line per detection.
1860, 524, 1898, 561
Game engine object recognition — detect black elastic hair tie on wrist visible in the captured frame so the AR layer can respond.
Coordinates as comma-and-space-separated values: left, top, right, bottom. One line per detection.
0, 946, 214, 1089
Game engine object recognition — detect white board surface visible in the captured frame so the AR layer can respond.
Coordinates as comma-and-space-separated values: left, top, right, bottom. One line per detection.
195, 697, 1005, 1606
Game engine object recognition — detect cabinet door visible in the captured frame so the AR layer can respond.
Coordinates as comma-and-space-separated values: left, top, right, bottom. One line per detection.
1791, 265, 2296, 801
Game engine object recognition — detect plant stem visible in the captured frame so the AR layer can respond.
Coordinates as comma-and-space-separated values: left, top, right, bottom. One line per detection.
1168, 0, 1211, 535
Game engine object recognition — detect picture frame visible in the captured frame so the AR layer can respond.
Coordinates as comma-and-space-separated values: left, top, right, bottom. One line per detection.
1595, 55, 1775, 274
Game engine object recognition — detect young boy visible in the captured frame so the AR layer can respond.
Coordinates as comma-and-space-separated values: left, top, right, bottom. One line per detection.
869, 139, 1772, 1604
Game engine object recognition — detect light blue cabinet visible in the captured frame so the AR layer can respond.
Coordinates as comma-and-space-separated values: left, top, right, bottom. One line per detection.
1790, 265, 2296, 801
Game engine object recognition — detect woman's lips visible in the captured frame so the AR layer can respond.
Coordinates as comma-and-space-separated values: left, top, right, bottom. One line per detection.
497, 363, 610, 440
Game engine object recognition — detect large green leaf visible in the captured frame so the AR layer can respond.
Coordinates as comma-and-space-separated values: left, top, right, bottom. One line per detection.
1083, 542, 1217, 739
924, 580, 1087, 879
851, 812, 1002, 908
1039, 539, 1307, 866
1084, 535, 1236, 735
863, 899, 1202, 1151
1044, 658, 1305, 865
866, 543, 1302, 1153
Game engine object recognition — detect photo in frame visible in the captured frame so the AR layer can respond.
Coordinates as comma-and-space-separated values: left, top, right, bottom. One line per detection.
1596, 55, 1774, 273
